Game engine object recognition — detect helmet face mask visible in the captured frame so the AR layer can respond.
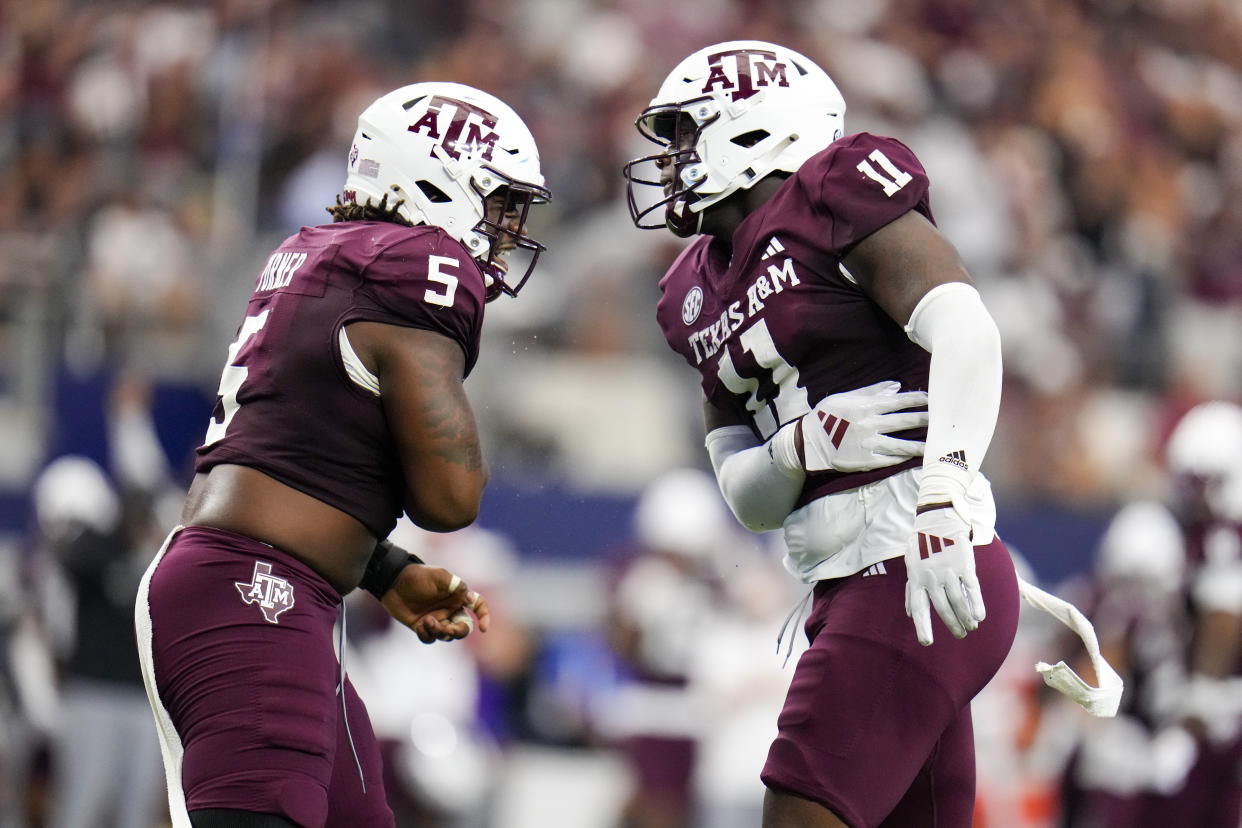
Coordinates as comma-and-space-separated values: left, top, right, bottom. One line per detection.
475, 178, 548, 299
624, 102, 713, 236
343, 82, 550, 300
623, 41, 847, 236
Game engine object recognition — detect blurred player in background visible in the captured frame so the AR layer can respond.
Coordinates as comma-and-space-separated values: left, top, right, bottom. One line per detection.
1057, 401, 1242, 827
625, 40, 1020, 828
603, 467, 740, 828
1148, 401, 1242, 827
1057, 499, 1195, 828
35, 450, 166, 828
134, 81, 549, 828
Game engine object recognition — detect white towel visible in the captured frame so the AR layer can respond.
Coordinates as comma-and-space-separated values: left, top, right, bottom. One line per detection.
1017, 576, 1124, 717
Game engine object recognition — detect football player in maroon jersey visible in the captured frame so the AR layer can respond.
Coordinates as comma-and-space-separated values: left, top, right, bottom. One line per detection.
134, 82, 549, 828
1148, 401, 1242, 827
625, 41, 1020, 828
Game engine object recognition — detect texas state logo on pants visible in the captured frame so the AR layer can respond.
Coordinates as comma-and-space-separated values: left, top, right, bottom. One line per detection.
235, 561, 295, 623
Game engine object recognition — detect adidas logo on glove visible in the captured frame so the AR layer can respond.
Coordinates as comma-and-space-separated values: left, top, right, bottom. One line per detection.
938, 449, 968, 471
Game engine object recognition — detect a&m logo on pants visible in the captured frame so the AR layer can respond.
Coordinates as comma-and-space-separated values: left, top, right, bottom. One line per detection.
235, 561, 295, 623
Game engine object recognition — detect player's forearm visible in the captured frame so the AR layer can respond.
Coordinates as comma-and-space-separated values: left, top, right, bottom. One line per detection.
403, 458, 486, 532
905, 282, 1002, 499
705, 425, 804, 531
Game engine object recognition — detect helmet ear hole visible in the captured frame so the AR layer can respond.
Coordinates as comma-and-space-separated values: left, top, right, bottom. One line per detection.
415, 181, 451, 203
731, 129, 770, 148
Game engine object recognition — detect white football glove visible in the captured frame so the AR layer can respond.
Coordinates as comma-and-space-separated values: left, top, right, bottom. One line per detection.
768, 381, 928, 474
904, 498, 985, 646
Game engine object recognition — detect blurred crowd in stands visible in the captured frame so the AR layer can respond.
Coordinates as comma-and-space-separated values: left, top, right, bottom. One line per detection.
2, 0, 1242, 825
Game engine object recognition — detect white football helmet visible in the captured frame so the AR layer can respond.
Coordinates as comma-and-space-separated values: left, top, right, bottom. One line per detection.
633, 467, 733, 561
1166, 400, 1242, 522
1096, 500, 1185, 588
343, 82, 551, 300
624, 40, 846, 236
33, 455, 120, 541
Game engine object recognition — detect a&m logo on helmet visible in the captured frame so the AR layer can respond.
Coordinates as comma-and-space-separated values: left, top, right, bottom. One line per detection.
702, 47, 790, 102
235, 560, 295, 624
407, 95, 501, 162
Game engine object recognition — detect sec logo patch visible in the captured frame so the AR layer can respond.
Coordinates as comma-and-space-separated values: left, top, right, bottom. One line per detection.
682, 286, 703, 325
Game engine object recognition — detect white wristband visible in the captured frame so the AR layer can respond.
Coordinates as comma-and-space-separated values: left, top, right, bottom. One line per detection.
766, 420, 801, 475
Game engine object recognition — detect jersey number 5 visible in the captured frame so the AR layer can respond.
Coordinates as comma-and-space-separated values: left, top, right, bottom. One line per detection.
425, 255, 459, 307
203, 309, 270, 447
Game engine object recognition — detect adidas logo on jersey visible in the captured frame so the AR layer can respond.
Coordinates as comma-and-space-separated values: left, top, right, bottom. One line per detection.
938, 449, 968, 471
761, 236, 786, 260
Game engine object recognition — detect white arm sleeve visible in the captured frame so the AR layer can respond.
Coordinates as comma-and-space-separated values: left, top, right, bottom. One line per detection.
905, 282, 1002, 499
705, 425, 805, 532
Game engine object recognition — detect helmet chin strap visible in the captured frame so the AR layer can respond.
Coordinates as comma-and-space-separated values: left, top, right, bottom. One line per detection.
665, 197, 703, 238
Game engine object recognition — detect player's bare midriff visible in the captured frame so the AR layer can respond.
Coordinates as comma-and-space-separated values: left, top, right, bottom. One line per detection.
181, 464, 375, 595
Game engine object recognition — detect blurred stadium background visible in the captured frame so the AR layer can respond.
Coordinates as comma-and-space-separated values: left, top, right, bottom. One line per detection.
2, 0, 1241, 826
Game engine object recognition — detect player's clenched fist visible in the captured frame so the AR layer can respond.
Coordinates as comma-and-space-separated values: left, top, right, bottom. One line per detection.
381, 565, 490, 644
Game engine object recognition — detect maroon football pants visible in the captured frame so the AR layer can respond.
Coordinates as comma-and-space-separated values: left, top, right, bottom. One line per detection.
136, 526, 394, 828
762, 538, 1019, 828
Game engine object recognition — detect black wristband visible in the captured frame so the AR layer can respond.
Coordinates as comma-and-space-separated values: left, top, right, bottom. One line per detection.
359, 539, 424, 599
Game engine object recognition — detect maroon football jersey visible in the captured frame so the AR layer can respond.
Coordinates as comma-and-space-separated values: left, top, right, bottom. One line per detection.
1180, 519, 1242, 676
656, 133, 933, 506
1181, 519, 1242, 570
196, 221, 487, 538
